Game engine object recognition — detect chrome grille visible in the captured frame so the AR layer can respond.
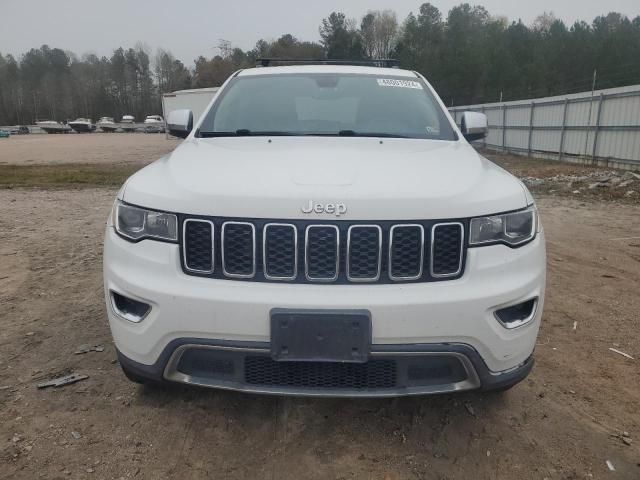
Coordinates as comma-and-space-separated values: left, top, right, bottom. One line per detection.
305, 225, 339, 281
431, 223, 464, 277
263, 223, 297, 280
389, 225, 424, 281
347, 226, 382, 282
181, 217, 466, 283
183, 220, 214, 273
221, 222, 256, 278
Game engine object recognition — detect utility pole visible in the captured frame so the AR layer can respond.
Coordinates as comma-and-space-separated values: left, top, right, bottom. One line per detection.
583, 69, 597, 157
217, 39, 232, 58
32, 92, 38, 123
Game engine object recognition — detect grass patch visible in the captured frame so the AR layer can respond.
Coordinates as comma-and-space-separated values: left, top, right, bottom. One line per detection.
0, 163, 143, 188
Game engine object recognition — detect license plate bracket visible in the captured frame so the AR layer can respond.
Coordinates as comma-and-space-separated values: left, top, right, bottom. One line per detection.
270, 309, 371, 363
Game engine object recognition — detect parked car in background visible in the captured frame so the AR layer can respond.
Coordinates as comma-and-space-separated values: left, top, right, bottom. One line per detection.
8, 126, 30, 135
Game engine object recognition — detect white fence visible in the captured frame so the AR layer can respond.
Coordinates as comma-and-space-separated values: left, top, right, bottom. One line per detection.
449, 84, 640, 170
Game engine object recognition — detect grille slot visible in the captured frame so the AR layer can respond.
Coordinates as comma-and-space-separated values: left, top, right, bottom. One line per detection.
263, 223, 297, 280
183, 220, 214, 273
305, 225, 339, 282
244, 356, 397, 389
389, 225, 424, 281
221, 222, 256, 278
347, 225, 382, 281
431, 223, 464, 277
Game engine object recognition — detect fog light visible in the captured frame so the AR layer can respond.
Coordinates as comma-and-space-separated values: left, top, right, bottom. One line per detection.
494, 298, 538, 329
110, 291, 150, 323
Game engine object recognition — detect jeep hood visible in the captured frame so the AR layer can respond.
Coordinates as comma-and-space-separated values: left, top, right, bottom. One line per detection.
121, 137, 529, 220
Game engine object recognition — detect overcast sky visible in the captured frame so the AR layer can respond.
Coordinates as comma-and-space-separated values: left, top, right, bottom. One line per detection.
1, 0, 638, 64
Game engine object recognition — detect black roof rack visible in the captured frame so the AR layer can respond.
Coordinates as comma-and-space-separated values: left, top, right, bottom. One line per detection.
256, 58, 400, 69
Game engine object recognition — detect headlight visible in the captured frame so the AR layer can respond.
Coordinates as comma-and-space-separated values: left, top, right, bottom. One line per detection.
114, 200, 177, 242
469, 206, 537, 247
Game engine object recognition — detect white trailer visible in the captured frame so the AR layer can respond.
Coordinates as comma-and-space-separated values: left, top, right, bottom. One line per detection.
161, 87, 219, 136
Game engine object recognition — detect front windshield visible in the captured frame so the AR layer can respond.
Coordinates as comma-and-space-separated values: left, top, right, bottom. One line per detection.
198, 73, 457, 140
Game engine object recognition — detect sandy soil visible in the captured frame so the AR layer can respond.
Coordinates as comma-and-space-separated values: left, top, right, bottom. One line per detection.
0, 137, 639, 479
0, 133, 177, 165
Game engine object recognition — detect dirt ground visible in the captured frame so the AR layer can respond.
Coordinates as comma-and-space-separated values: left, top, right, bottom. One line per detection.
0, 133, 177, 166
0, 136, 639, 479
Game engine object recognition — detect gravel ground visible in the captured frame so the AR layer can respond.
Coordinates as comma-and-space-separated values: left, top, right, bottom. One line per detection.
484, 150, 640, 204
0, 137, 639, 479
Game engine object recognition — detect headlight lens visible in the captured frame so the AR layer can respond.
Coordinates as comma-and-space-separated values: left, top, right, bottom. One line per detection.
114, 201, 177, 242
469, 206, 537, 247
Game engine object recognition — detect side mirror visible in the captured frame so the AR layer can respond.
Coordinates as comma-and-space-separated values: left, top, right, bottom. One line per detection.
166, 109, 193, 138
460, 111, 488, 142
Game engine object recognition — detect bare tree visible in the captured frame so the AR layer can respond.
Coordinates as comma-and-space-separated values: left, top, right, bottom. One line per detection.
360, 10, 399, 59
532, 12, 557, 33
360, 13, 376, 58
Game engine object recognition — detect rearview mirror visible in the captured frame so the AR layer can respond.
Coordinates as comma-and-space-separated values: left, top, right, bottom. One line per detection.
460, 111, 488, 142
166, 109, 193, 138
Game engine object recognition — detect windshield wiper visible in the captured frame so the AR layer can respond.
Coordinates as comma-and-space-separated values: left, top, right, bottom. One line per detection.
199, 129, 303, 137
337, 130, 409, 138
199, 129, 411, 138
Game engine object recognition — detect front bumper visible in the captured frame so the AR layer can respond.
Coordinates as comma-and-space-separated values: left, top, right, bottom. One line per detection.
104, 225, 545, 377
117, 340, 534, 397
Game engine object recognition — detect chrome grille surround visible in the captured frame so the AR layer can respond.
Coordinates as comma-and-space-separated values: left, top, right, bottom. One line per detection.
262, 223, 298, 281
346, 225, 382, 282
182, 219, 215, 274
388, 224, 425, 281
304, 225, 340, 282
180, 216, 467, 284
221, 221, 256, 279
430, 222, 464, 278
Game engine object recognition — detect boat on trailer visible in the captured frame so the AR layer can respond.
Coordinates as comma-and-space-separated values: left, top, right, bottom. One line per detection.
36, 120, 71, 134
97, 117, 118, 132
143, 115, 165, 133
69, 118, 96, 133
120, 115, 136, 132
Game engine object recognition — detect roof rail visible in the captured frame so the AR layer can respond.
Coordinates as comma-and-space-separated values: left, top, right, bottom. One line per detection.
255, 58, 400, 69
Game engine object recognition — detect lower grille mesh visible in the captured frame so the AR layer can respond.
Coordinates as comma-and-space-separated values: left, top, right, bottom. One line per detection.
244, 356, 397, 389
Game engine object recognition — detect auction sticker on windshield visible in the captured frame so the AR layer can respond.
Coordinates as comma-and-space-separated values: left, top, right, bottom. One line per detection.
377, 78, 423, 89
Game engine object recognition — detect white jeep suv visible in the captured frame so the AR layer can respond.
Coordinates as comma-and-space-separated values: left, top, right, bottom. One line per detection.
104, 61, 545, 396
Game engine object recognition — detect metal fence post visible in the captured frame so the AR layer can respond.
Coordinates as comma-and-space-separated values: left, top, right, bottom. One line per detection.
502, 104, 507, 151
481, 106, 487, 148
527, 102, 535, 155
559, 98, 569, 161
591, 93, 604, 161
